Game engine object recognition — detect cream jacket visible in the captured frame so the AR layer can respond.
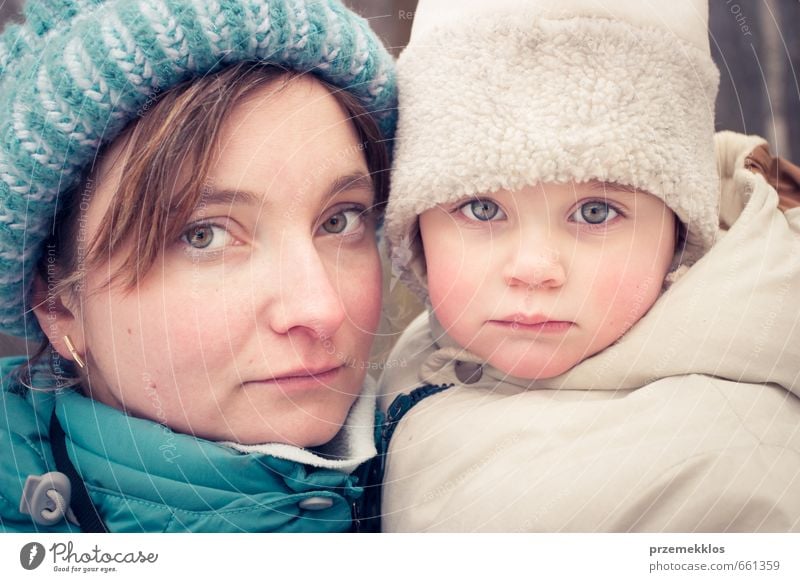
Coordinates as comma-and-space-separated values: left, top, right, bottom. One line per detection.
378, 132, 800, 532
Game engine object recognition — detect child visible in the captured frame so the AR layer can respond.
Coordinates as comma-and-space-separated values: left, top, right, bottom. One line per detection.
378, 0, 800, 531
0, 0, 396, 532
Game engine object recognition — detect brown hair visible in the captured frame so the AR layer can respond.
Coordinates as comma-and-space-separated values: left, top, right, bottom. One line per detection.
24, 61, 390, 387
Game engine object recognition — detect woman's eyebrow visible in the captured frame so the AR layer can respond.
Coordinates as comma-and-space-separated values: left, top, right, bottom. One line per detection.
324, 172, 374, 201
193, 173, 374, 210
199, 188, 261, 207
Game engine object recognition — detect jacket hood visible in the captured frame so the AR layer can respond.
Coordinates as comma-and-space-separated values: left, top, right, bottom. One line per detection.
419, 132, 800, 397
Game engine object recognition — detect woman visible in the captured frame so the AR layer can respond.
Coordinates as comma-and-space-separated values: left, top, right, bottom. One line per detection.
0, 0, 395, 532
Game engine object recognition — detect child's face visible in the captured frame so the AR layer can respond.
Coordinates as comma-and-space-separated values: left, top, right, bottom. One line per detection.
419, 182, 676, 380
66, 77, 381, 447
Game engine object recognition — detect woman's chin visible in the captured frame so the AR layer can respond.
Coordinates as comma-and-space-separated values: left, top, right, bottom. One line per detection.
226, 414, 349, 449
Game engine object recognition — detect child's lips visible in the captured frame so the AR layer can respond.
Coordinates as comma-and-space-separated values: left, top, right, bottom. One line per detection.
489, 315, 575, 333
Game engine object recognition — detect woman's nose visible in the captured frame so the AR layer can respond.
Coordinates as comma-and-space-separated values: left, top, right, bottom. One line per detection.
502, 230, 567, 290
264, 240, 346, 340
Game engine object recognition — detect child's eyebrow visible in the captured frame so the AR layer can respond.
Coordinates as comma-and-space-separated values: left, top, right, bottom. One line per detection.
586, 181, 639, 195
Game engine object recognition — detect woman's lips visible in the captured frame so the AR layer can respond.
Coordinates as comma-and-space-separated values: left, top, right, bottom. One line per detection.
246, 365, 343, 392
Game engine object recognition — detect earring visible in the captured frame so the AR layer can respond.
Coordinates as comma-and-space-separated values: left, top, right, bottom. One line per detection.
63, 335, 86, 369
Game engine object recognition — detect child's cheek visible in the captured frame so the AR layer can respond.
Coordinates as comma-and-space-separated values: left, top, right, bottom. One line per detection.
593, 262, 664, 336
426, 238, 488, 338
424, 236, 454, 304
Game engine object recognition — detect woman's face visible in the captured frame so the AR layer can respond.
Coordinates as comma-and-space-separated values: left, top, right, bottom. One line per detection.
55, 77, 382, 447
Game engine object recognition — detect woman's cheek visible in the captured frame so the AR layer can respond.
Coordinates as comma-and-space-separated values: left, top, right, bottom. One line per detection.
346, 249, 383, 333
152, 284, 235, 364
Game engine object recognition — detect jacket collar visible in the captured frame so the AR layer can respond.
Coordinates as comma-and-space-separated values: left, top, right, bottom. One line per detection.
52, 377, 375, 510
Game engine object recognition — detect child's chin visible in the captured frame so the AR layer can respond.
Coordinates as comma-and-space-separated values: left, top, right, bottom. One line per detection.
489, 355, 576, 381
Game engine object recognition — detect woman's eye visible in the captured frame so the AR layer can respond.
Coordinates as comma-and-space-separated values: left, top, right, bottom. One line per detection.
573, 201, 619, 225
460, 199, 505, 222
319, 207, 365, 235
181, 223, 234, 251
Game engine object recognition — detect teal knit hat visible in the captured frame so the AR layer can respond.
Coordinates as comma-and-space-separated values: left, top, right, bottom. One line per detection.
0, 0, 396, 340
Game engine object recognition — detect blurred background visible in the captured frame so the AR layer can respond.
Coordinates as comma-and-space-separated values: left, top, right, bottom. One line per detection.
1, 0, 798, 358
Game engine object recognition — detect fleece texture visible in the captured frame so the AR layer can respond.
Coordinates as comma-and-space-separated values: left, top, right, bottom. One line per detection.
386, 10, 720, 299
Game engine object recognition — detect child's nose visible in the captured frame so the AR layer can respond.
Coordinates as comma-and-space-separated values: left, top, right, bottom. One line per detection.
503, 242, 566, 290
262, 240, 346, 340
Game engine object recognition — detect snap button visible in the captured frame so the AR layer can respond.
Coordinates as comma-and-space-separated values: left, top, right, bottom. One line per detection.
454, 361, 483, 384
19, 472, 73, 526
298, 496, 334, 511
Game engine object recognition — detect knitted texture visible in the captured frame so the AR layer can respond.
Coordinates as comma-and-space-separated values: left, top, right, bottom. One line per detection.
0, 0, 397, 339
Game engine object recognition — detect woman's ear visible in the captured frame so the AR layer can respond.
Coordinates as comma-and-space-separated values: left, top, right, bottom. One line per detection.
31, 274, 85, 365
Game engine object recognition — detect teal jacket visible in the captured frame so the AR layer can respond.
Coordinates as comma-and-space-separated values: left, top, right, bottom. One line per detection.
0, 356, 377, 533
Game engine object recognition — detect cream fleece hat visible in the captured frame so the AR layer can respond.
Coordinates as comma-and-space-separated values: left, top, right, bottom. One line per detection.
386, 0, 721, 299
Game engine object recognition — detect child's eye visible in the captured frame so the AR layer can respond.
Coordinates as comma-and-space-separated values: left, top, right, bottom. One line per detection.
459, 199, 506, 222
318, 206, 366, 236
572, 201, 619, 225
180, 223, 235, 252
